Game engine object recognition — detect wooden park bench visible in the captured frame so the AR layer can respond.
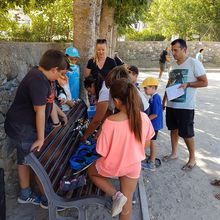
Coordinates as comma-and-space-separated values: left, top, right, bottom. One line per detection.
24, 100, 150, 220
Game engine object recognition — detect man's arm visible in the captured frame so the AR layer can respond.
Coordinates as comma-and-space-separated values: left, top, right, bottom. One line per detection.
31, 105, 46, 152
165, 54, 171, 62
179, 74, 208, 89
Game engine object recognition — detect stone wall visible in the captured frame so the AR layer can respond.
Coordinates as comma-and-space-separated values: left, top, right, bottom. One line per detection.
0, 42, 69, 194
0, 41, 219, 194
117, 41, 220, 68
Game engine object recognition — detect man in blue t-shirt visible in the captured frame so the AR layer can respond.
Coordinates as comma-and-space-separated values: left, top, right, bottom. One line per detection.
141, 77, 163, 171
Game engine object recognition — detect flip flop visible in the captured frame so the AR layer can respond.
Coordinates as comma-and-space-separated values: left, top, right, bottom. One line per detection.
162, 155, 178, 162
181, 163, 196, 171
214, 193, 220, 200
210, 179, 220, 187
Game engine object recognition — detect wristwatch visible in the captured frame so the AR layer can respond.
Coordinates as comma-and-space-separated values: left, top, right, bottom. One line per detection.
187, 82, 191, 87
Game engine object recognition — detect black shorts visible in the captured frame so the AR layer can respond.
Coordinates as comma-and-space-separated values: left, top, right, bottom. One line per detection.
151, 130, 158, 140
166, 107, 194, 138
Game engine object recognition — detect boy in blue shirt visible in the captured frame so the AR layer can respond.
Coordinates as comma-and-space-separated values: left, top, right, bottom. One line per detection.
141, 77, 163, 171
65, 46, 80, 99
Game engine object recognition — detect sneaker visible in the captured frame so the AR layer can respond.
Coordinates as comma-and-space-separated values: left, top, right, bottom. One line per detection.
112, 191, 127, 217
17, 192, 41, 205
142, 161, 156, 171
40, 200, 65, 212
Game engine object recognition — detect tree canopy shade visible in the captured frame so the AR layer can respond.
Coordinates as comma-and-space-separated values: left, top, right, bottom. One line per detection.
107, 0, 152, 34
146, 0, 220, 41
0, 0, 56, 8
0, 0, 73, 41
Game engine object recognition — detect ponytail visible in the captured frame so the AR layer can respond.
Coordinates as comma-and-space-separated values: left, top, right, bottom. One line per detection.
110, 79, 142, 142
126, 83, 142, 143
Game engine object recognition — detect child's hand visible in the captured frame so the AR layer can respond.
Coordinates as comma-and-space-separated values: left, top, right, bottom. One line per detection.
30, 139, 44, 152
61, 115, 68, 126
59, 98, 67, 105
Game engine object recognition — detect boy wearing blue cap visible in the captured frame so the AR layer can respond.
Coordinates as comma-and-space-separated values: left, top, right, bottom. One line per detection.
65, 46, 80, 100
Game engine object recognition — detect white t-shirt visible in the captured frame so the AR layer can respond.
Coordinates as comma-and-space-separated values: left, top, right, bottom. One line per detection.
98, 82, 109, 103
136, 88, 149, 111
166, 57, 206, 110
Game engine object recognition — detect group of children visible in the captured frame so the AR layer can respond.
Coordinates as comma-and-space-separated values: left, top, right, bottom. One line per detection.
4, 44, 164, 219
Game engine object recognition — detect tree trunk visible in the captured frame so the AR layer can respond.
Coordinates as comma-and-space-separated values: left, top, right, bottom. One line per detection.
99, 0, 115, 57
95, 0, 103, 39
73, 0, 97, 100
111, 24, 118, 57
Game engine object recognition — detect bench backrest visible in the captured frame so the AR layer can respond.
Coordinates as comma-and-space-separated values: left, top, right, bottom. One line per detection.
26, 101, 88, 196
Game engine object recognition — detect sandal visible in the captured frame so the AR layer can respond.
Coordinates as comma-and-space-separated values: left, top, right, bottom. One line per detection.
181, 163, 196, 171
162, 155, 178, 162
210, 179, 220, 187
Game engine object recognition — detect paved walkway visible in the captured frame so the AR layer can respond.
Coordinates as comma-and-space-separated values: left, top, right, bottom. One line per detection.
139, 69, 220, 220
6, 68, 220, 220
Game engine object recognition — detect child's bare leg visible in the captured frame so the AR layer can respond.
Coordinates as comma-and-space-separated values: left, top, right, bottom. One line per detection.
18, 165, 30, 189
150, 140, 156, 162
119, 176, 138, 220
87, 163, 116, 197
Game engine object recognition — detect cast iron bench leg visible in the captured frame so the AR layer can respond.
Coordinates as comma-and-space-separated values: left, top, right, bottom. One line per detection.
48, 204, 57, 220
78, 206, 87, 220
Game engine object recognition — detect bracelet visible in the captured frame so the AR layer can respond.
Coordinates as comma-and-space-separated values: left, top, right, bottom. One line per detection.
52, 121, 61, 126
187, 82, 191, 88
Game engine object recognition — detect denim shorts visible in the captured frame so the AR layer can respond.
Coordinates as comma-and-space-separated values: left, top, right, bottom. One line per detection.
15, 128, 37, 165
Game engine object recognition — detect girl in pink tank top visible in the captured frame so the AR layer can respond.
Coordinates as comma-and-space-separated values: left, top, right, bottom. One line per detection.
88, 78, 154, 220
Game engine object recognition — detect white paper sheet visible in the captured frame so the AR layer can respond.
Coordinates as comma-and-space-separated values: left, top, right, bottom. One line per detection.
165, 83, 185, 101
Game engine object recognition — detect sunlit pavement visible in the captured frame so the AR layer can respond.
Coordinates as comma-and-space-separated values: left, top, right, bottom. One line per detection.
6, 68, 220, 220
138, 68, 220, 220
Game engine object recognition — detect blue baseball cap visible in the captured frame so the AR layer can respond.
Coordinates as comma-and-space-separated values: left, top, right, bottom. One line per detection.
65, 46, 80, 58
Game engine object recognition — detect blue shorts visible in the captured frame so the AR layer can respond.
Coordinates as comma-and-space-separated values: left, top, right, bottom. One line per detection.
15, 128, 37, 165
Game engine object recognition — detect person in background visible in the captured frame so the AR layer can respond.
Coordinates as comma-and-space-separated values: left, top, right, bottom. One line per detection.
141, 77, 163, 171
55, 72, 75, 113
196, 49, 204, 63
114, 51, 124, 66
4, 49, 69, 209
65, 46, 80, 100
84, 75, 103, 106
88, 79, 154, 220
159, 47, 171, 79
128, 65, 150, 114
162, 39, 208, 171
85, 39, 116, 80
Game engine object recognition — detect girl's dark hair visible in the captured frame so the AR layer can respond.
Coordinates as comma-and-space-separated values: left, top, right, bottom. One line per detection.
105, 66, 131, 88
110, 79, 142, 143
39, 49, 70, 71
84, 75, 103, 100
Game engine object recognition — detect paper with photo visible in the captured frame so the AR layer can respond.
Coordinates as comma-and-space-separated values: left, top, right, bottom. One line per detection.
165, 83, 185, 101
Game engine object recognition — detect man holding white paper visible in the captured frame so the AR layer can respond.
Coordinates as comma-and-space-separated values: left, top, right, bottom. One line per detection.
162, 39, 208, 171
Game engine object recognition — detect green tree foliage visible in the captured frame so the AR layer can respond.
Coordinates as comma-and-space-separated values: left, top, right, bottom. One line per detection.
146, 0, 220, 41
107, 0, 152, 34
125, 28, 165, 41
1, 0, 73, 42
